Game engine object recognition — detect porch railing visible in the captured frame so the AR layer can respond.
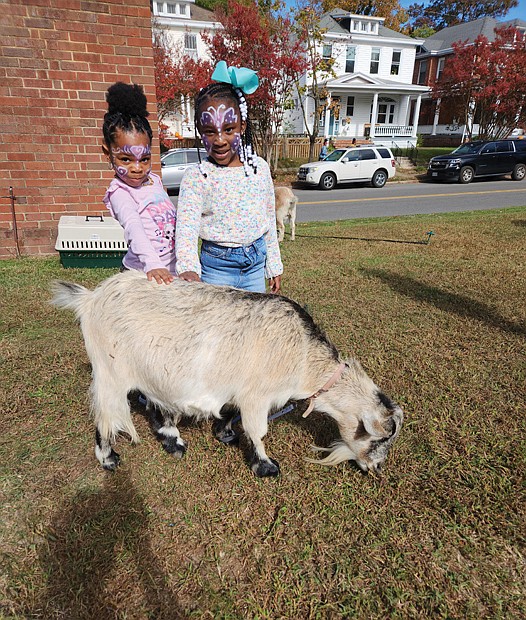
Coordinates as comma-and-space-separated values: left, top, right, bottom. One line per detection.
374, 124, 414, 136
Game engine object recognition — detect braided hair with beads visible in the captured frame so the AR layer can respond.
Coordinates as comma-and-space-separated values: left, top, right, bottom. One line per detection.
103, 82, 153, 148
194, 82, 258, 177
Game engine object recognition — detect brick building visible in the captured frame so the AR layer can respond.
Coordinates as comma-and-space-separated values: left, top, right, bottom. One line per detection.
413, 16, 526, 141
0, 0, 158, 258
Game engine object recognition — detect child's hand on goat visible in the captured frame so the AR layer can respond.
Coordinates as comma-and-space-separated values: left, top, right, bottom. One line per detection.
147, 268, 175, 285
178, 271, 201, 283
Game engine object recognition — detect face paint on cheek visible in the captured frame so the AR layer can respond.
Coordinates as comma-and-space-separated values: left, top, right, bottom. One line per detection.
115, 165, 128, 178
231, 133, 241, 153
202, 135, 212, 154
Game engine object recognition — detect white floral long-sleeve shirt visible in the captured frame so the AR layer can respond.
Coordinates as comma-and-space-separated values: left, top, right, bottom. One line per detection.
175, 157, 283, 279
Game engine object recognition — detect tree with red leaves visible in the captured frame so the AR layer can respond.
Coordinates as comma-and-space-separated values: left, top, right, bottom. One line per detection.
433, 27, 526, 140
203, 1, 308, 164
152, 28, 212, 147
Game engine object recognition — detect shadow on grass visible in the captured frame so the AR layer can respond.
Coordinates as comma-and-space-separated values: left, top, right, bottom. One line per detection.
295, 233, 430, 245
33, 469, 188, 619
363, 269, 526, 337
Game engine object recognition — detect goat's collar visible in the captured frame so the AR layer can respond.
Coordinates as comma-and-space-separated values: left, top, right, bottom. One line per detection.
302, 362, 347, 418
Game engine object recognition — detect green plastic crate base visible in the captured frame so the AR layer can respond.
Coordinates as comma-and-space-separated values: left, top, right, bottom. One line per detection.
55, 215, 127, 269
58, 250, 126, 269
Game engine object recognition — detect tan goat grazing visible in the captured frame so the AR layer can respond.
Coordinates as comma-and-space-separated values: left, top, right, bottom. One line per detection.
52, 271, 403, 477
274, 186, 298, 241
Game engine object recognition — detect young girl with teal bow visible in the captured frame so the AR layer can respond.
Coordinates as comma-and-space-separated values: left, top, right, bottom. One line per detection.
175, 61, 283, 295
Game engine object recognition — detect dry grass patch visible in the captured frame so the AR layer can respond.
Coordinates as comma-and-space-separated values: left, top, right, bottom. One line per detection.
1, 208, 525, 619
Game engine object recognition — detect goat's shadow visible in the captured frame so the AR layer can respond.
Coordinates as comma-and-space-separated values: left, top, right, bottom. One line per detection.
363, 268, 525, 337
32, 468, 188, 620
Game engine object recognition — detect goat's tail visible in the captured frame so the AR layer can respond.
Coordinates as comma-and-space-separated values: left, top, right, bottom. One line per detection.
51, 280, 91, 318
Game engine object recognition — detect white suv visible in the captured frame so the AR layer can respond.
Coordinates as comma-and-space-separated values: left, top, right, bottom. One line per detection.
298, 146, 396, 190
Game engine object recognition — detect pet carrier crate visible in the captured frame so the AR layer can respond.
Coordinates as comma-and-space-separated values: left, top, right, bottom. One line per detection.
55, 215, 127, 268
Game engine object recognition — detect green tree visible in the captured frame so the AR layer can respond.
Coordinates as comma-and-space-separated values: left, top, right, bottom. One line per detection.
406, 0, 518, 32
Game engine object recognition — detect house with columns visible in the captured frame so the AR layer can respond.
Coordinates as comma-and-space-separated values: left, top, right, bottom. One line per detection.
286, 10, 430, 147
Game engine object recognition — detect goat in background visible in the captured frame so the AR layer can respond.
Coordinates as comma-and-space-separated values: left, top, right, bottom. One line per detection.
274, 186, 298, 241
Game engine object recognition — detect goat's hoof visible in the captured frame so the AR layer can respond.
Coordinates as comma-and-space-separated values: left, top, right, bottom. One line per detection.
161, 437, 187, 458
251, 457, 280, 478
102, 450, 120, 471
213, 426, 239, 446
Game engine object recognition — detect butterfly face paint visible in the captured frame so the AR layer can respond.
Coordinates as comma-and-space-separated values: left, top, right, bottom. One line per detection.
109, 130, 152, 187
198, 101, 244, 167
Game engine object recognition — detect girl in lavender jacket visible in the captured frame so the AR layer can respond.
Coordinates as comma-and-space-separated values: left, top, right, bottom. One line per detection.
102, 82, 176, 285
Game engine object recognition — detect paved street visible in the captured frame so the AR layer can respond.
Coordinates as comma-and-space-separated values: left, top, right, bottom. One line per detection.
170, 177, 526, 221
291, 178, 526, 221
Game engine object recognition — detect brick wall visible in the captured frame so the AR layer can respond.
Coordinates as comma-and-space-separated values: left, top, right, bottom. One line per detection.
0, 0, 158, 258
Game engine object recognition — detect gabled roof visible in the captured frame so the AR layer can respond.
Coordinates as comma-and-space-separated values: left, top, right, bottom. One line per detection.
324, 72, 429, 93
421, 16, 526, 53
189, 4, 217, 23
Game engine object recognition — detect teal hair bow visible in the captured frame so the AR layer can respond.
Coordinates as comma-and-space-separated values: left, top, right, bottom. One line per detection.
211, 60, 259, 95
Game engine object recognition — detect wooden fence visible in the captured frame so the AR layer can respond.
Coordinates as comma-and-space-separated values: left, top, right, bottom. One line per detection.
163, 136, 325, 162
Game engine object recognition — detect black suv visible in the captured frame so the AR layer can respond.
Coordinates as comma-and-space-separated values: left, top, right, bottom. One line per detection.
428, 139, 526, 184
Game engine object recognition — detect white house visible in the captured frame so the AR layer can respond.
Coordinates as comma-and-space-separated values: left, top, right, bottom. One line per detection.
151, 0, 220, 137
287, 10, 430, 147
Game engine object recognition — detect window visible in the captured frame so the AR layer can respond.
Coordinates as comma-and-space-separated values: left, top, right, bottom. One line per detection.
346, 46, 356, 73
179, 4, 187, 15
322, 44, 332, 60
418, 60, 428, 84
184, 33, 197, 50
391, 50, 401, 75
184, 33, 198, 59
346, 96, 354, 118
376, 148, 392, 159
370, 48, 380, 74
481, 143, 496, 154
166, 3, 177, 13
377, 98, 395, 124
360, 149, 376, 160
186, 151, 200, 163
436, 57, 445, 81
495, 141, 512, 153
361, 22, 368, 32
163, 152, 185, 165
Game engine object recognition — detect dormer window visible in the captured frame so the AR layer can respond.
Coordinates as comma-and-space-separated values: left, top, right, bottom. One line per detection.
361, 22, 368, 32
154, 2, 191, 17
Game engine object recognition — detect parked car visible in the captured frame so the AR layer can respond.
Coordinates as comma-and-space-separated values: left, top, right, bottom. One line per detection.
427, 139, 526, 184
160, 148, 201, 191
297, 146, 396, 190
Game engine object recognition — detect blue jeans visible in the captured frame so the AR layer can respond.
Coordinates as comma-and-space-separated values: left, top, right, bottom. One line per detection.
200, 236, 267, 292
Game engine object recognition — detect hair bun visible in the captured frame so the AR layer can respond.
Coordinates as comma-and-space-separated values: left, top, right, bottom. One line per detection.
106, 82, 149, 118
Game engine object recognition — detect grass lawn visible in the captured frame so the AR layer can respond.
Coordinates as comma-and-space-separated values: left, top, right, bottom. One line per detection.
1, 207, 525, 619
